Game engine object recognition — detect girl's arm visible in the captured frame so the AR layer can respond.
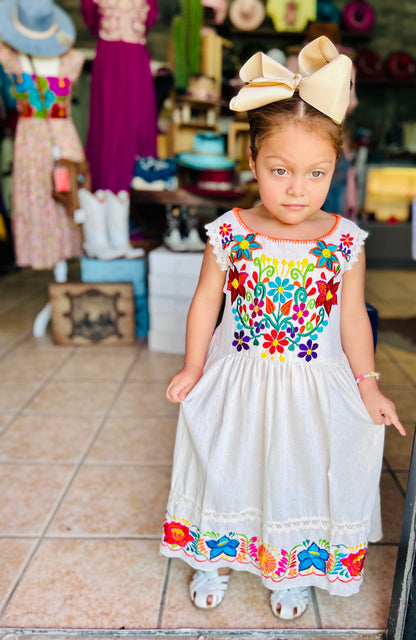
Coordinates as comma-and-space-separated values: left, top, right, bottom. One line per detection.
340, 249, 406, 436
166, 242, 226, 403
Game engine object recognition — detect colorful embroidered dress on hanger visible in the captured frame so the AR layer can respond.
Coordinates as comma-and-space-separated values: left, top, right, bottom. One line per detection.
81, 0, 158, 193
0, 44, 84, 269
161, 208, 385, 597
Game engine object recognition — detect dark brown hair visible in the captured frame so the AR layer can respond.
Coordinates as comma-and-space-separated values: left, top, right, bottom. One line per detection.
247, 94, 344, 161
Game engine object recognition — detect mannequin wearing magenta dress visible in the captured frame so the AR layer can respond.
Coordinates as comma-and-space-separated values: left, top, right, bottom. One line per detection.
81, 0, 158, 193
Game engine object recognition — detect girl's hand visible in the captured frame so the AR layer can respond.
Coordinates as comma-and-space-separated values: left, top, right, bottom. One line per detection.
166, 365, 203, 403
360, 386, 406, 436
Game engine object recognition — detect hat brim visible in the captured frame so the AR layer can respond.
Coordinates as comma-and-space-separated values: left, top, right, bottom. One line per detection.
0, 0, 76, 56
183, 184, 246, 199
177, 152, 235, 170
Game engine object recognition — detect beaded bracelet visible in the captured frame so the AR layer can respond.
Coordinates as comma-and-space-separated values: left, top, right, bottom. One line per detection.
355, 371, 380, 384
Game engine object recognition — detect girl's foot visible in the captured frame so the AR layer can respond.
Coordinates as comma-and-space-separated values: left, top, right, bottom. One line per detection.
189, 568, 230, 608
270, 587, 309, 619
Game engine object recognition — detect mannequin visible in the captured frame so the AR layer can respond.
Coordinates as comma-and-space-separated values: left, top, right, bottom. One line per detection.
81, 0, 158, 193
0, 0, 86, 335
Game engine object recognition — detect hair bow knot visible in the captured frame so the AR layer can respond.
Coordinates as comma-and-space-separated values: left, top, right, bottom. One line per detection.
229, 36, 352, 124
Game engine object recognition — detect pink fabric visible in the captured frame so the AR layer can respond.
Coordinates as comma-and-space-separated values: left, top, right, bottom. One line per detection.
0, 44, 83, 269
81, 0, 158, 192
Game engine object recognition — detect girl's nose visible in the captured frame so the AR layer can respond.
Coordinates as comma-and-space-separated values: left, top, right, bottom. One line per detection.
287, 177, 304, 197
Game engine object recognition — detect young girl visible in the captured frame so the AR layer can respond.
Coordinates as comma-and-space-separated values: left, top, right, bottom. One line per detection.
161, 36, 405, 620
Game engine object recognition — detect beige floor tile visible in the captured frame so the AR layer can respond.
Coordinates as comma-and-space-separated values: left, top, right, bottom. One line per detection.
0, 539, 166, 629
383, 423, 415, 470
379, 472, 406, 544
0, 538, 36, 611
48, 465, 171, 537
0, 414, 14, 433
129, 351, 184, 382
315, 545, 398, 629
110, 381, 179, 417
87, 416, 176, 464
0, 345, 70, 379
0, 464, 74, 535
0, 378, 45, 413
24, 379, 118, 415
161, 559, 318, 629
0, 415, 101, 463
56, 347, 137, 381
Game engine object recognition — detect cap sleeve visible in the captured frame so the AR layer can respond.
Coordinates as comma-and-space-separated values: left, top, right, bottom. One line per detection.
204, 212, 234, 272
340, 221, 368, 272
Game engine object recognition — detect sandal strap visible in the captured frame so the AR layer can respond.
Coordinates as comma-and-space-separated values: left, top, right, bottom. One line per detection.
190, 569, 230, 609
270, 587, 309, 620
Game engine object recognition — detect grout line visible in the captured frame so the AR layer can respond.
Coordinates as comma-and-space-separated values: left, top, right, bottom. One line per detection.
382, 458, 407, 499
310, 587, 322, 629
156, 558, 172, 629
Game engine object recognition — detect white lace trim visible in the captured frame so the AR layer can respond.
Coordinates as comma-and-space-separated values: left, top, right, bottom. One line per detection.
168, 490, 371, 534
205, 221, 228, 271
343, 228, 368, 273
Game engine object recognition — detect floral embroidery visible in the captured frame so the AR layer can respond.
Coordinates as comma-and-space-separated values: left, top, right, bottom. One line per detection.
163, 520, 194, 547
298, 339, 318, 361
315, 274, 339, 316
298, 542, 329, 573
231, 234, 262, 261
207, 535, 240, 560
227, 265, 248, 304
12, 72, 71, 119
162, 517, 367, 585
233, 330, 250, 352
341, 549, 366, 576
220, 222, 357, 360
310, 240, 340, 272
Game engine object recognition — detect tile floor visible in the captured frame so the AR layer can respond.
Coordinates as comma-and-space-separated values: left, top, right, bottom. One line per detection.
0, 262, 415, 634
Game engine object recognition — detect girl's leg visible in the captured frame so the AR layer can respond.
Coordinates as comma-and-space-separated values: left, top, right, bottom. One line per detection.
190, 568, 231, 609
270, 587, 309, 619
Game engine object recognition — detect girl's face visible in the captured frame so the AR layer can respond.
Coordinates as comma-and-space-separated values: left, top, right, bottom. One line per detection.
249, 123, 337, 228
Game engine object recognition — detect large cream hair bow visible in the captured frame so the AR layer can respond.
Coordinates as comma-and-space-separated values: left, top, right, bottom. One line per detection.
229, 36, 352, 124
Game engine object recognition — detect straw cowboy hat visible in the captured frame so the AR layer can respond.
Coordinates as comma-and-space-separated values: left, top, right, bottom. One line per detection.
0, 0, 75, 56
229, 0, 266, 31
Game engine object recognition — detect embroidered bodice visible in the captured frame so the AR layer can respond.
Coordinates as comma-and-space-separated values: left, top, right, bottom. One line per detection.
0, 45, 84, 120
206, 209, 367, 365
81, 0, 158, 45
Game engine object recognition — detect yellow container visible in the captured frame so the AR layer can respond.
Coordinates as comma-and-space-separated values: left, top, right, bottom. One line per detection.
364, 167, 416, 221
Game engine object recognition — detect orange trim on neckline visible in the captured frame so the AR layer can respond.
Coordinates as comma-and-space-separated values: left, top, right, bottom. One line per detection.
232, 208, 341, 245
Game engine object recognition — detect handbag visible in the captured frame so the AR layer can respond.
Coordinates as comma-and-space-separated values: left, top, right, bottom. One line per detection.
29, 56, 91, 219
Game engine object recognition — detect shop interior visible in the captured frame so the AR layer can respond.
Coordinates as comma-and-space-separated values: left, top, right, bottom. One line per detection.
0, 0, 415, 636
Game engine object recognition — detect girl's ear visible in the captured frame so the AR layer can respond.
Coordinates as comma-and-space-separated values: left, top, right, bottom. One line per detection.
248, 149, 257, 180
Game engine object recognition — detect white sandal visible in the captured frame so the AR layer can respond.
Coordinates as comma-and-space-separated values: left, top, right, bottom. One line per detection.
189, 569, 230, 609
270, 587, 309, 619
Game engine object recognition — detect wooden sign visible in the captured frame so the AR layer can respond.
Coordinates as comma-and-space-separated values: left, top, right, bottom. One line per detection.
49, 282, 136, 345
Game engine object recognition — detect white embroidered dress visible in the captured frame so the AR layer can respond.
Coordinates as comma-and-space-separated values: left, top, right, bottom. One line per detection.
160, 208, 385, 596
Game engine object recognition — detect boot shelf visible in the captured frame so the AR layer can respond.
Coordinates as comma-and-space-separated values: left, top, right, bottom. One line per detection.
130, 186, 258, 210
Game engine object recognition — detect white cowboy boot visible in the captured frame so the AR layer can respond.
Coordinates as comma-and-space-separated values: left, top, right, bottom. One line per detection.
78, 189, 123, 260
105, 190, 144, 259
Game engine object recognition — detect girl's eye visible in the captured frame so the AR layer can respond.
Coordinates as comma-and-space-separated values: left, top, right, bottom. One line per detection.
273, 168, 287, 176
311, 170, 324, 178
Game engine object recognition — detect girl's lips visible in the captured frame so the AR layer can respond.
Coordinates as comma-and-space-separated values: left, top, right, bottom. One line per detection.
283, 204, 306, 211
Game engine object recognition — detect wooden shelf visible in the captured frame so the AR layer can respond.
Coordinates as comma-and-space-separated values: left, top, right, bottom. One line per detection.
130, 186, 258, 209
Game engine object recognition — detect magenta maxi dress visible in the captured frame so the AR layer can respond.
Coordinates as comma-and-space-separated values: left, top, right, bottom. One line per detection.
81, 0, 158, 193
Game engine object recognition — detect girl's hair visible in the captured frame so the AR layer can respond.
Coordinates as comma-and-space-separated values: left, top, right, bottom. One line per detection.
247, 94, 344, 161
